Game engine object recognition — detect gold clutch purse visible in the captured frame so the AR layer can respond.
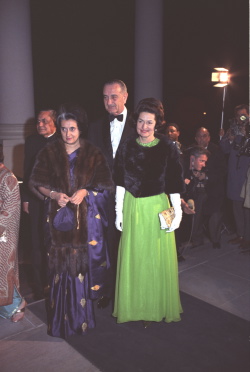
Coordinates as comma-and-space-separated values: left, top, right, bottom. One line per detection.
159, 207, 175, 230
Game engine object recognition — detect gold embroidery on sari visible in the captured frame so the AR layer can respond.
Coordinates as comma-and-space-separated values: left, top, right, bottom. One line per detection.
51, 299, 54, 309
89, 240, 98, 246
54, 274, 59, 284
80, 298, 86, 308
91, 285, 100, 291
82, 322, 87, 331
78, 273, 84, 283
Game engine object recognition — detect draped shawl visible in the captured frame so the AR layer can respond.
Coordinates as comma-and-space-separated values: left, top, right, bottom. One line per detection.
29, 138, 114, 276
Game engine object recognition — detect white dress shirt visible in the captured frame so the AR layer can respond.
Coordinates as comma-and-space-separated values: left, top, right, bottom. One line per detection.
110, 107, 127, 158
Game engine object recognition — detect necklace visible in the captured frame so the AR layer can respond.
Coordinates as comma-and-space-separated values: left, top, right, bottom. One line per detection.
136, 137, 159, 147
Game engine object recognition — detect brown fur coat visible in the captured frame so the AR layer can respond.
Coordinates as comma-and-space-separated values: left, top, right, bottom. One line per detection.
29, 138, 114, 276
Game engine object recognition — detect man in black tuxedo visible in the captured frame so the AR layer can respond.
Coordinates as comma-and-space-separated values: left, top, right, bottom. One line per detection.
88, 79, 135, 307
22, 109, 58, 299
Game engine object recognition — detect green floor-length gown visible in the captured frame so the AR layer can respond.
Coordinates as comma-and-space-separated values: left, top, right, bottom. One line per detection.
113, 140, 183, 323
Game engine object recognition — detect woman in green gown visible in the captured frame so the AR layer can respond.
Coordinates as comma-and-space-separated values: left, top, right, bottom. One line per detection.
113, 98, 185, 325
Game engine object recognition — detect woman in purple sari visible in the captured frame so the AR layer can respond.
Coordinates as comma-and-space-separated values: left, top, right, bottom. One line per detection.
29, 104, 113, 338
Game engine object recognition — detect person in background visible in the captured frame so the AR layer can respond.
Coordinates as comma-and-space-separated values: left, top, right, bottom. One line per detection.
220, 104, 249, 141
29, 104, 113, 339
88, 79, 135, 308
22, 109, 58, 299
0, 145, 26, 322
220, 121, 250, 250
180, 146, 210, 250
193, 127, 226, 248
240, 164, 250, 253
165, 123, 183, 154
113, 98, 185, 327
165, 123, 186, 260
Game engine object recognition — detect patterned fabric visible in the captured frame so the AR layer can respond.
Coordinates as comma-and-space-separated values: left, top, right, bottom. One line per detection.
46, 150, 110, 338
0, 165, 20, 307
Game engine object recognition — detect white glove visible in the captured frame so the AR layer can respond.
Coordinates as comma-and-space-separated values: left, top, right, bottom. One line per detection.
115, 186, 125, 231
166, 193, 183, 233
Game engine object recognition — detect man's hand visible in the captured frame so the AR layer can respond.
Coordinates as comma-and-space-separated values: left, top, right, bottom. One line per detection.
181, 199, 195, 215
22, 202, 29, 214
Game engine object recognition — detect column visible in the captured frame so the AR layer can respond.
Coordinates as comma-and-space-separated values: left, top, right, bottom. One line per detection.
0, 0, 35, 177
134, 0, 163, 105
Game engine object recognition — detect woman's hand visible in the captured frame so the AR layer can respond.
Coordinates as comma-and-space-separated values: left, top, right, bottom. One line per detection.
38, 187, 70, 207
70, 189, 88, 205
52, 192, 70, 208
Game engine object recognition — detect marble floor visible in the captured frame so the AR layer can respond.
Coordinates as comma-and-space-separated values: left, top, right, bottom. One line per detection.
0, 230, 249, 372
178, 231, 250, 322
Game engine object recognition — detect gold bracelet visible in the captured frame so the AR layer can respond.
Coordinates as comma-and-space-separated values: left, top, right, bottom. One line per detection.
50, 190, 55, 199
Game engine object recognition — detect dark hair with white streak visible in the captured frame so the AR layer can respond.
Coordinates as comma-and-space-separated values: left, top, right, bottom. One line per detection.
56, 103, 88, 138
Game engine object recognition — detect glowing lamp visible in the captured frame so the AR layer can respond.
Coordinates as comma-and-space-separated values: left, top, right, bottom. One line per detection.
211, 68, 229, 87
211, 68, 230, 134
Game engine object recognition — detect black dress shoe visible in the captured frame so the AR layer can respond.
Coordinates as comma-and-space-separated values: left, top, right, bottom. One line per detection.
97, 296, 110, 309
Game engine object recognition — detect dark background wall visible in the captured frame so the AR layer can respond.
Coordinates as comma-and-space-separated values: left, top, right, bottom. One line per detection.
30, 0, 249, 144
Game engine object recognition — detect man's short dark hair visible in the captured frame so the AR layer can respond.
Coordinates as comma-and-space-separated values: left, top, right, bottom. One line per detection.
37, 109, 57, 123
166, 123, 180, 132
189, 145, 210, 159
103, 79, 127, 93
195, 127, 210, 136
234, 104, 249, 116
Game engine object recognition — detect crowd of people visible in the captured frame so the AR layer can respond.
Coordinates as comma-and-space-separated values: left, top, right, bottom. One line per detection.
0, 79, 249, 340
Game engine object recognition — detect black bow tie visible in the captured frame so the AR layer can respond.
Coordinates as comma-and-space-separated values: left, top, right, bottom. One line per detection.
109, 114, 123, 122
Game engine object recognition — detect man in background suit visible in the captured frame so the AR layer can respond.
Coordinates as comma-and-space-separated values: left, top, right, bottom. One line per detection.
165, 123, 184, 155
88, 79, 135, 307
193, 127, 227, 248
22, 109, 58, 299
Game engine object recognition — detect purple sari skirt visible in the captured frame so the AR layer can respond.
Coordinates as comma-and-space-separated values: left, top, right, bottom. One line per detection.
47, 189, 110, 339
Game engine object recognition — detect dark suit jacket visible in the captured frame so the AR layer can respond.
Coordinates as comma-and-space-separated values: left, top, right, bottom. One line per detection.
22, 132, 58, 202
87, 110, 136, 171
205, 142, 227, 211
87, 111, 136, 295
183, 142, 227, 214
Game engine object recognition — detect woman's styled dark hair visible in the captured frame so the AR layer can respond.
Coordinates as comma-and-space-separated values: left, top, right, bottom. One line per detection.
0, 144, 4, 163
133, 97, 166, 129
56, 103, 88, 138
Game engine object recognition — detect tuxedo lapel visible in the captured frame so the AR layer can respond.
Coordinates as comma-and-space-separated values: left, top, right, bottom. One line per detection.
120, 112, 135, 144
102, 115, 113, 169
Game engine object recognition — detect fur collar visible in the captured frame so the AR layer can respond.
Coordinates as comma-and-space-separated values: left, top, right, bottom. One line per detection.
29, 137, 114, 276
